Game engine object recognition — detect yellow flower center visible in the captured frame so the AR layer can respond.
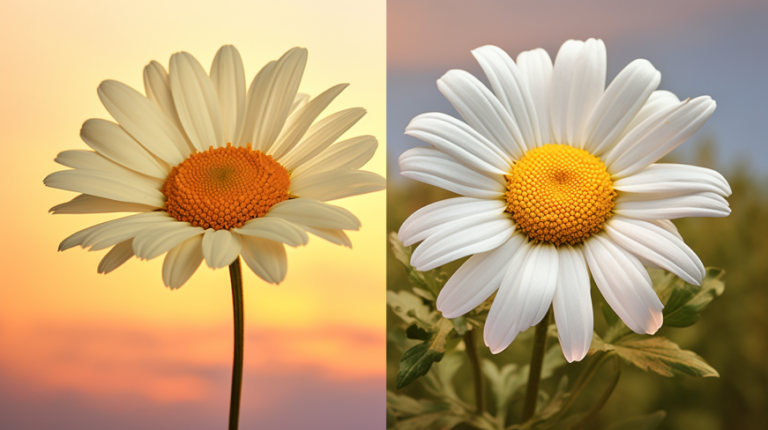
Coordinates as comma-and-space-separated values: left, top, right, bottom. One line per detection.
505, 144, 616, 246
162, 143, 290, 230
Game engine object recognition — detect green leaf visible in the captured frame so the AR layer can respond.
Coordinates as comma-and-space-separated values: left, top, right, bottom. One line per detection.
392, 413, 465, 430
397, 318, 455, 389
613, 334, 719, 378
588, 332, 615, 355
406, 324, 432, 341
663, 268, 725, 327
389, 232, 440, 296
450, 316, 468, 335
602, 411, 666, 430
436, 352, 464, 401
387, 290, 439, 328
386, 391, 451, 418
482, 360, 524, 413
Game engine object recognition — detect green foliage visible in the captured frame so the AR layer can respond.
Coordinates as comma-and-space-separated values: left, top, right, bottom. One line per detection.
610, 335, 718, 378
397, 319, 455, 389
660, 268, 725, 328
601, 411, 666, 430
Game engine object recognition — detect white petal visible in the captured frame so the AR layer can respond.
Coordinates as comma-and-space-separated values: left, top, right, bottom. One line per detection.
653, 219, 682, 240
437, 69, 526, 160
399, 197, 507, 246
302, 226, 353, 248
619, 90, 680, 140
614, 191, 731, 219
59, 212, 174, 252
133, 222, 205, 260
437, 233, 526, 318
472, 45, 538, 150
98, 80, 188, 165
210, 45, 246, 146
289, 170, 385, 202
80, 119, 169, 179
162, 235, 204, 289
170, 51, 225, 151
583, 59, 661, 155
290, 135, 378, 179
44, 169, 165, 207
410, 213, 515, 271
201, 229, 243, 269
552, 245, 592, 362
97, 239, 135, 274
233, 217, 309, 247
485, 242, 559, 354
613, 163, 731, 196
290, 93, 310, 115
143, 60, 189, 141
606, 96, 717, 178
605, 216, 704, 285
53, 150, 163, 190
266, 198, 360, 230
405, 112, 511, 174
279, 107, 366, 171
241, 48, 308, 152
49, 194, 157, 214
398, 147, 505, 198
269, 84, 348, 160
240, 236, 287, 284
583, 233, 663, 335
516, 48, 553, 146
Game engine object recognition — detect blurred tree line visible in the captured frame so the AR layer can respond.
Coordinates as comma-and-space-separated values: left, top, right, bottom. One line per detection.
386, 140, 768, 429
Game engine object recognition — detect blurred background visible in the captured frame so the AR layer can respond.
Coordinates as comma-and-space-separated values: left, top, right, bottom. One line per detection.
0, 1, 385, 429
387, 0, 768, 429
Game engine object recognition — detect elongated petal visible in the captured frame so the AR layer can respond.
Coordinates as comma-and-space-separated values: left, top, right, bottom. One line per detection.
201, 229, 243, 269
133, 222, 204, 260
162, 235, 204, 289
44, 169, 165, 207
605, 216, 704, 285
59, 212, 174, 252
473, 45, 538, 149
485, 242, 559, 353
80, 119, 168, 178
233, 217, 308, 247
399, 147, 505, 198
291, 135, 377, 179
614, 191, 730, 219
653, 219, 682, 240
279, 107, 366, 171
290, 93, 310, 115
240, 236, 287, 284
516, 48, 553, 146
399, 197, 507, 246
49, 194, 157, 214
606, 96, 717, 178
97, 239, 135, 274
53, 150, 163, 190
437, 69, 526, 159
552, 245, 592, 362
583, 234, 663, 335
619, 90, 680, 140
405, 112, 511, 174
583, 59, 661, 155
238, 60, 276, 146
437, 233, 526, 318
210, 45, 246, 146
301, 226, 352, 247
289, 170, 385, 202
170, 51, 224, 151
266, 198, 360, 230
613, 163, 731, 196
143, 61, 188, 141
98, 80, 188, 164
410, 213, 515, 271
270, 84, 348, 160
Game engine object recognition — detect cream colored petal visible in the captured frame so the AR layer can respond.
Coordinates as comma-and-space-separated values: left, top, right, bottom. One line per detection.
266, 198, 360, 230
143, 60, 190, 145
289, 170, 386, 202
80, 118, 169, 179
170, 51, 224, 151
59, 212, 173, 252
49, 194, 157, 214
290, 93, 310, 115
162, 235, 204, 289
291, 135, 377, 180
237, 60, 276, 147
133, 222, 205, 260
97, 239, 135, 274
233, 217, 308, 247
210, 45, 246, 146
301, 226, 352, 247
53, 150, 163, 190
201, 229, 243, 269
240, 236, 287, 284
44, 169, 166, 207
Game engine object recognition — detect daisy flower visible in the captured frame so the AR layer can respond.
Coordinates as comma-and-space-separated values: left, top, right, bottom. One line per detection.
46, 45, 385, 289
398, 39, 730, 362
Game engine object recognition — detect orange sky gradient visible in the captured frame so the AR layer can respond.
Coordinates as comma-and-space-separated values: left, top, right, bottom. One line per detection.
0, 1, 385, 428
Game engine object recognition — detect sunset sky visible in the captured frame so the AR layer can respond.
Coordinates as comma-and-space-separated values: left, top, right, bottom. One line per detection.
0, 1, 385, 428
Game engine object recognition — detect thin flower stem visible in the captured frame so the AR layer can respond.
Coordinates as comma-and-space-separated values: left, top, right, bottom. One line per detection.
521, 307, 551, 422
228, 257, 245, 430
464, 329, 485, 415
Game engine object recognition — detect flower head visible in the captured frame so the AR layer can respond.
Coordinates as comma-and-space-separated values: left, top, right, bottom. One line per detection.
398, 39, 730, 362
46, 45, 385, 289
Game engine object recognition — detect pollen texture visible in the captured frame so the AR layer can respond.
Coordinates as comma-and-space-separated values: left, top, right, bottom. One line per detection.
505, 144, 616, 246
162, 144, 290, 230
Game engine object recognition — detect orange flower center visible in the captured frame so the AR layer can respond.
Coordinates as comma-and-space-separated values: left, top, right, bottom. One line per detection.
162, 144, 290, 230
505, 144, 616, 246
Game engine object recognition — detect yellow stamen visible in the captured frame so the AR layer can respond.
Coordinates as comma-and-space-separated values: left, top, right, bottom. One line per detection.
505, 144, 616, 246
162, 143, 290, 230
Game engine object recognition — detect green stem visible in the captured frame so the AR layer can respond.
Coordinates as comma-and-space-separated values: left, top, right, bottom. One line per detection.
464, 329, 485, 415
228, 258, 245, 430
521, 308, 551, 422
570, 355, 621, 429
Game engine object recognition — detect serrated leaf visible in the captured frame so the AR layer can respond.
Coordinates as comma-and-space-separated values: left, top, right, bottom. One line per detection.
588, 332, 615, 355
406, 324, 432, 341
387, 290, 439, 328
482, 359, 523, 413
602, 411, 666, 430
397, 318, 455, 389
663, 268, 725, 327
386, 391, 451, 418
613, 334, 719, 378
